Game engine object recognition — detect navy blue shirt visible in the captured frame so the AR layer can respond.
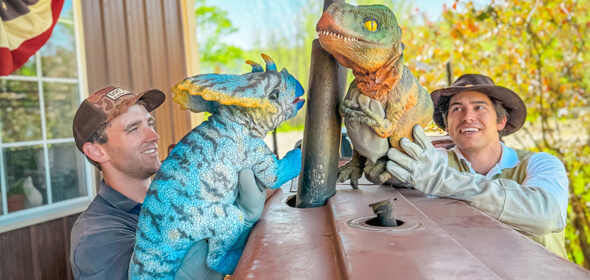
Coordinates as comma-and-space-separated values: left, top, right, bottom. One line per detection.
70, 180, 142, 280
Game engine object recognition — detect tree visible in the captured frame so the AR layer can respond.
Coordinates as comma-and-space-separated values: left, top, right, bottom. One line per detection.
195, 0, 245, 73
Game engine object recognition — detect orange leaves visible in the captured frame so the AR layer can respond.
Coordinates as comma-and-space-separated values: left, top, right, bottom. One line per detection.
467, 20, 479, 33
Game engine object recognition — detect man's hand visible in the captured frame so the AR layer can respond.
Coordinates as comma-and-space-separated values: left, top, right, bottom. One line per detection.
341, 88, 389, 163
234, 169, 267, 225
385, 124, 445, 189
175, 241, 224, 280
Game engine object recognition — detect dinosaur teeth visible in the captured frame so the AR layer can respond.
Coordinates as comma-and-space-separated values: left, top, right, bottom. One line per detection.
318, 31, 357, 42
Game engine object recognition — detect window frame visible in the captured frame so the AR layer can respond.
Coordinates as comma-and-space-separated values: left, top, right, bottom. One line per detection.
0, 0, 95, 233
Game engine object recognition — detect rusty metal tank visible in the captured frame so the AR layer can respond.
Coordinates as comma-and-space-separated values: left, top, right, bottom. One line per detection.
233, 177, 590, 279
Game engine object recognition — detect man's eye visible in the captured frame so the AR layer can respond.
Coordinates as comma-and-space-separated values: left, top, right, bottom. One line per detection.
451, 107, 461, 112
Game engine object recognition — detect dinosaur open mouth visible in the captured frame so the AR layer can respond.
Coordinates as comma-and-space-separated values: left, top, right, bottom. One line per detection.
293, 96, 304, 104
317, 30, 360, 42
293, 96, 305, 110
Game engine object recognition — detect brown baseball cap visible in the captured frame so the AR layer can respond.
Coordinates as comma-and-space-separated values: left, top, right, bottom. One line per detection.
431, 74, 526, 136
72, 86, 166, 152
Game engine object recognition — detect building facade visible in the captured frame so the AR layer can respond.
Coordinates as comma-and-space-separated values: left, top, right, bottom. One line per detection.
0, 1, 198, 278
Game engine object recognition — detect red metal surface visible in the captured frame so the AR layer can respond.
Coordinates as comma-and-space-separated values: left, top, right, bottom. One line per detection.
233, 179, 590, 279
235, 190, 342, 280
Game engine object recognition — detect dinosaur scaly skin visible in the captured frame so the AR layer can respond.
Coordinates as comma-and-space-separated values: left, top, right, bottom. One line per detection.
317, 3, 433, 187
129, 55, 305, 279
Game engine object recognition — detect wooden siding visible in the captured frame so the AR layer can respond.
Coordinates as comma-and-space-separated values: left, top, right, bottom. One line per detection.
81, 0, 193, 160
0, 214, 79, 280
0, 1, 195, 279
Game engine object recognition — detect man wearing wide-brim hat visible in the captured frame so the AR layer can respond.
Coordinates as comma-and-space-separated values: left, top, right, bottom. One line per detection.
386, 74, 569, 258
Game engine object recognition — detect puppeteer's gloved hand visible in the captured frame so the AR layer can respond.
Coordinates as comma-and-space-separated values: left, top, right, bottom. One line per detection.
385, 124, 445, 189
175, 240, 223, 280
175, 169, 266, 280
234, 168, 267, 225
343, 87, 389, 164
386, 124, 564, 236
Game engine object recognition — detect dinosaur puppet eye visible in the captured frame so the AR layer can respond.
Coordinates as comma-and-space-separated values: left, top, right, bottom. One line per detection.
269, 90, 279, 100
364, 19, 378, 32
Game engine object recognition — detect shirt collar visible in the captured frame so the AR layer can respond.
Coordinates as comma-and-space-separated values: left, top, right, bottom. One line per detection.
97, 180, 141, 212
451, 142, 519, 178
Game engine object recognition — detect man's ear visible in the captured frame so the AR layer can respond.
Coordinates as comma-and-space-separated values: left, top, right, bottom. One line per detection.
496, 115, 508, 131
82, 142, 109, 164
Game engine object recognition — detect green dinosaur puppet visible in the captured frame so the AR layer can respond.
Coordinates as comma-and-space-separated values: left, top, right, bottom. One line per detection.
316, 3, 433, 188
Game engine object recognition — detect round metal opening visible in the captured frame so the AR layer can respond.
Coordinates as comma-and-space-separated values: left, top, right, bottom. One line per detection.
347, 216, 423, 233
286, 195, 297, 208
365, 217, 405, 227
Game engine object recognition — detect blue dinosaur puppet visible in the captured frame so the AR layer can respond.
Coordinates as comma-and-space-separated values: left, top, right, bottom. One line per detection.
129, 54, 305, 279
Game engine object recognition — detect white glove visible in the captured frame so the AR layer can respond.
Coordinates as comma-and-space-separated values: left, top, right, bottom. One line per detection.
342, 87, 389, 163
386, 125, 564, 236
234, 169, 267, 225
175, 240, 224, 280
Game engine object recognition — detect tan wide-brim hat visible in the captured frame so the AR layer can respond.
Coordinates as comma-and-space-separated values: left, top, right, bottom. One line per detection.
431, 74, 526, 136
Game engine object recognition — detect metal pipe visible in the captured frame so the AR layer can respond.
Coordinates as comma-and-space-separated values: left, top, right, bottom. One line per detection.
369, 198, 398, 227
296, 35, 347, 208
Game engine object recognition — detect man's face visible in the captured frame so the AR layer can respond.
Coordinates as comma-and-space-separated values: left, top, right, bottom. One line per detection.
101, 104, 161, 179
446, 91, 506, 153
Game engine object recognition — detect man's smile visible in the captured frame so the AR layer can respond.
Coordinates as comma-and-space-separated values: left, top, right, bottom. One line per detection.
142, 147, 158, 155
459, 127, 481, 134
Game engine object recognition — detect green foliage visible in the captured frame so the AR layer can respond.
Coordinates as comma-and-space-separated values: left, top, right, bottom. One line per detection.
195, 0, 244, 71
7, 177, 30, 197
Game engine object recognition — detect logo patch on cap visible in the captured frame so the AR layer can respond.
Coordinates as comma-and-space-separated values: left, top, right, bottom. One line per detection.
106, 88, 134, 100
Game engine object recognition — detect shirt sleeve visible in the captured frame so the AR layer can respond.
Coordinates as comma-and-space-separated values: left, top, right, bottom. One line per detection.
71, 231, 135, 280
522, 152, 569, 224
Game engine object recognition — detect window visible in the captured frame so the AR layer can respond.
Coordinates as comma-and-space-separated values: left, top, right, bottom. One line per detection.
0, 0, 94, 232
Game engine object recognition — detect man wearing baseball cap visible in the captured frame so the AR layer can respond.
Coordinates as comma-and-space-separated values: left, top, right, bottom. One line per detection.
69, 86, 266, 279
386, 74, 568, 257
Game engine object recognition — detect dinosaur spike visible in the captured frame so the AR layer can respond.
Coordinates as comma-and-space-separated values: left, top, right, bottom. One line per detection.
245, 60, 264, 72
261, 53, 277, 71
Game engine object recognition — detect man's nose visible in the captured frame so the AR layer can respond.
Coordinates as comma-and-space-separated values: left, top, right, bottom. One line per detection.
461, 108, 476, 122
144, 126, 160, 142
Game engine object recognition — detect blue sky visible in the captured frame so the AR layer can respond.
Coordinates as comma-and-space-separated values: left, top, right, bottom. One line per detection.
208, 0, 468, 50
